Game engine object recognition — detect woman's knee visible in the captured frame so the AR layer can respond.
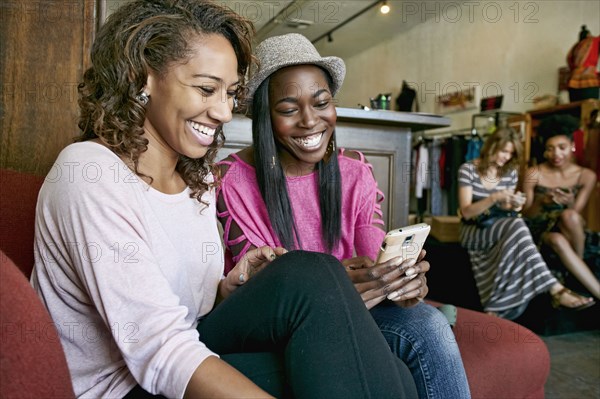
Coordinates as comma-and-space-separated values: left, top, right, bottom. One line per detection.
560, 209, 583, 230
266, 250, 349, 293
373, 303, 451, 339
545, 232, 568, 250
409, 304, 455, 346
373, 303, 458, 360
274, 250, 342, 274
501, 218, 529, 238
509, 217, 528, 230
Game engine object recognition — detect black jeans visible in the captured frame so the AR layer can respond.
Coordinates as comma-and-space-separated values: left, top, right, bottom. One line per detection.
126, 251, 417, 398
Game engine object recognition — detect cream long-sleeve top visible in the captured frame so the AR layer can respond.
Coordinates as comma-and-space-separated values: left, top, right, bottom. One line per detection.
31, 142, 224, 398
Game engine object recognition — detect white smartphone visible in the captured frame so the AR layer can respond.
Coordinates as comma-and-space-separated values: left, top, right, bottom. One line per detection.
376, 223, 431, 265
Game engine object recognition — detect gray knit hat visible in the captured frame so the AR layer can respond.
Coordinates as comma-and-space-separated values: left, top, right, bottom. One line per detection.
247, 33, 346, 101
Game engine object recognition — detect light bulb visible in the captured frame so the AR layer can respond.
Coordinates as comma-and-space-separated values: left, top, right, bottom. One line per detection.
380, 2, 390, 14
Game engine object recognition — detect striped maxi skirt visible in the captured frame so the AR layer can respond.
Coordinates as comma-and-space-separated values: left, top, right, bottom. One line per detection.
460, 217, 557, 319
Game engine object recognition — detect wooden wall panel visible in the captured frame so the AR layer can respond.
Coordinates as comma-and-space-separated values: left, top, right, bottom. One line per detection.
1, 1, 96, 176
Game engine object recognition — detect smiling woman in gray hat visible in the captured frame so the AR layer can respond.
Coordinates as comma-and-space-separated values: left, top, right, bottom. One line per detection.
217, 33, 471, 399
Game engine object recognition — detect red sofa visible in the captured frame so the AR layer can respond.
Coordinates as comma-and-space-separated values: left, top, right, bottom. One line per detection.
1, 168, 75, 398
0, 167, 550, 398
0, 250, 75, 399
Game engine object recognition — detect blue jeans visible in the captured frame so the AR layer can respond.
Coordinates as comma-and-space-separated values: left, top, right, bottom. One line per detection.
370, 301, 471, 399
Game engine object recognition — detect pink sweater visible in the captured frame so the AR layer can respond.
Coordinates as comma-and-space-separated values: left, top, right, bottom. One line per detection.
217, 149, 385, 274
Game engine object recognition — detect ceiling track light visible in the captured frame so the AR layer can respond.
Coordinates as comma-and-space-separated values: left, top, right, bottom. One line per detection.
380, 1, 390, 14
312, 1, 388, 45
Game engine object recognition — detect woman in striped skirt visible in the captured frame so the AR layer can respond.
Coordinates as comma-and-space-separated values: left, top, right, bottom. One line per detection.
458, 127, 595, 319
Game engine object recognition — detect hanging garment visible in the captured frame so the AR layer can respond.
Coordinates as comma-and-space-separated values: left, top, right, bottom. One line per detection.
430, 140, 443, 216
572, 128, 585, 165
465, 137, 483, 161
447, 136, 468, 215
439, 144, 447, 189
415, 143, 429, 199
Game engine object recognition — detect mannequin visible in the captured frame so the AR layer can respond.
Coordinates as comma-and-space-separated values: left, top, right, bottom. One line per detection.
567, 25, 600, 102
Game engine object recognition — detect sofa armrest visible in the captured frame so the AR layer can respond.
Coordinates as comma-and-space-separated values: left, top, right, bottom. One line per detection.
0, 168, 45, 277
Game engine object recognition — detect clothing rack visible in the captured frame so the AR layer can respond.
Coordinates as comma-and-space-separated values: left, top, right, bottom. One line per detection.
421, 128, 474, 140
411, 126, 486, 217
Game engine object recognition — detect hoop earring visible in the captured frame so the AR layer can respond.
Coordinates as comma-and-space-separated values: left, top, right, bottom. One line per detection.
136, 91, 149, 106
270, 155, 276, 169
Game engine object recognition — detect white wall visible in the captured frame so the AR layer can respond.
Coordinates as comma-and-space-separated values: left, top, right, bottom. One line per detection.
335, 0, 600, 131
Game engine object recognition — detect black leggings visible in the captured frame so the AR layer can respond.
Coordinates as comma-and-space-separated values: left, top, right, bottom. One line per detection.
126, 251, 417, 398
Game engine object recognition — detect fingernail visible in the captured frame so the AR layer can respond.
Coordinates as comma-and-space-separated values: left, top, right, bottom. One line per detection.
387, 292, 399, 300
405, 267, 416, 276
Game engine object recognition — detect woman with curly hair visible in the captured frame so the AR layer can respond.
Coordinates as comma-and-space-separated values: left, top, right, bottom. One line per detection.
458, 127, 594, 319
522, 115, 600, 300
30, 1, 417, 398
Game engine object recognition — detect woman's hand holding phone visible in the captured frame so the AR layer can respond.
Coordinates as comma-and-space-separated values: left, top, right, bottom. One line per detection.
375, 223, 430, 306
386, 249, 430, 308
510, 191, 526, 210
342, 250, 430, 310
551, 187, 574, 206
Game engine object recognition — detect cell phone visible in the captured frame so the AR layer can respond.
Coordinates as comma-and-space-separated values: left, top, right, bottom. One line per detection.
376, 223, 431, 265
511, 192, 526, 206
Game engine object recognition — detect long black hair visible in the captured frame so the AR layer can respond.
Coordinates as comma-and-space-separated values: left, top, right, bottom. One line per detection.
251, 69, 341, 252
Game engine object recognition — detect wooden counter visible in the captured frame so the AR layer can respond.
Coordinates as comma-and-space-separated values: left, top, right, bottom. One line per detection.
220, 108, 450, 229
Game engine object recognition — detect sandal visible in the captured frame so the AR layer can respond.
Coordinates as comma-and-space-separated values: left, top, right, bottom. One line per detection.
550, 287, 596, 310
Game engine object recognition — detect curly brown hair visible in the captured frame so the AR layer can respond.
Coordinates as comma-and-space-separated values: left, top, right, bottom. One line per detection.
477, 127, 523, 177
76, 0, 254, 202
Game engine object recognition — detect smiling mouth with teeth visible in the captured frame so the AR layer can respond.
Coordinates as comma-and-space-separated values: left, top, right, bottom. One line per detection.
293, 131, 324, 148
188, 120, 216, 137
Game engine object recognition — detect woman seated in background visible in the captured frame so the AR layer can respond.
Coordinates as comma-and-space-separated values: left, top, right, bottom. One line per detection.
458, 127, 595, 319
30, 2, 418, 398
522, 115, 600, 300
217, 33, 470, 399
